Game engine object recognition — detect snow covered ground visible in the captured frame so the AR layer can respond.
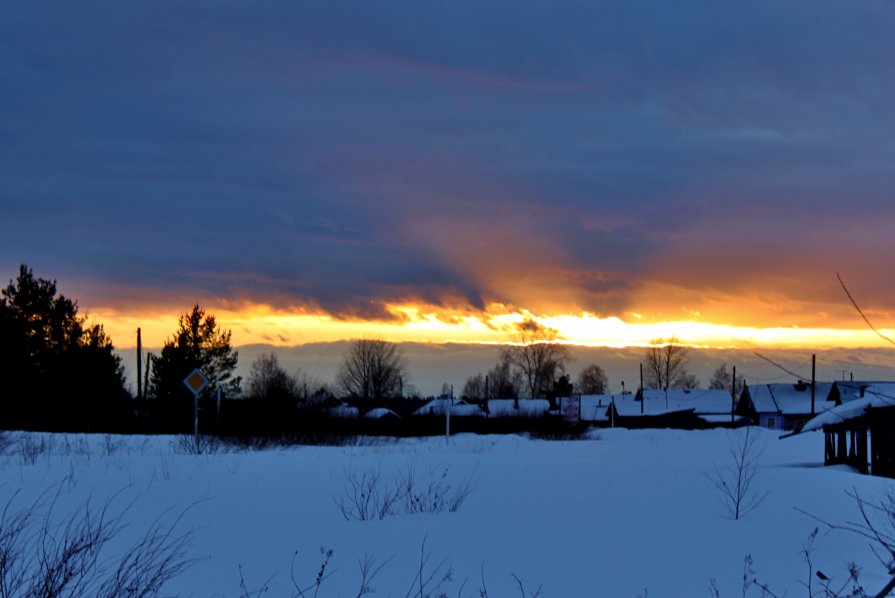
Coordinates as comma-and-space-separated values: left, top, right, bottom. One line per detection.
0, 428, 890, 597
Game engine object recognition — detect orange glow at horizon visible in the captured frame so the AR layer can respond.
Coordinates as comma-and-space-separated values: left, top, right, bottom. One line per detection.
87, 301, 895, 351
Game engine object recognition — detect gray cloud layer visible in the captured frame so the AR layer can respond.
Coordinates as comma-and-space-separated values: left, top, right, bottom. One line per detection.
3, 1, 895, 319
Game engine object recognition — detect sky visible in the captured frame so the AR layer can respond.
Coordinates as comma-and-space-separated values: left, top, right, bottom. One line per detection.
3, 1, 895, 352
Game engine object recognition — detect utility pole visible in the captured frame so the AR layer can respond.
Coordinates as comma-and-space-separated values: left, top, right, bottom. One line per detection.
446, 384, 453, 443
640, 363, 644, 414
811, 354, 816, 416
731, 365, 736, 423
144, 353, 152, 398
136, 328, 143, 400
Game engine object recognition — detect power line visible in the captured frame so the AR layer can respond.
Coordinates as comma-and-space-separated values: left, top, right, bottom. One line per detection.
753, 352, 807, 381
837, 272, 895, 347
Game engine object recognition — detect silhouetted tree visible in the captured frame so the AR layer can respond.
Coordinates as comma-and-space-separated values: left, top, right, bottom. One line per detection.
149, 305, 240, 402
247, 352, 298, 401
643, 337, 693, 390
709, 364, 745, 396
576, 364, 608, 394
486, 358, 524, 400
0, 265, 128, 430
461, 373, 485, 400
499, 320, 570, 403
336, 339, 406, 400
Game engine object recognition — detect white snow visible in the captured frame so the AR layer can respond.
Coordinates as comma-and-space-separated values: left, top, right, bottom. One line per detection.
1, 428, 891, 596
413, 398, 485, 417
486, 399, 550, 417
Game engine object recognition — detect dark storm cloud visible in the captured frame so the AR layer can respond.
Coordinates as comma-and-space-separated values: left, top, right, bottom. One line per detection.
2, 1, 895, 317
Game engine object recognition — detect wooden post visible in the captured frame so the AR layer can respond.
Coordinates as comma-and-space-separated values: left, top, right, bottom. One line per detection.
731, 365, 736, 423
143, 353, 152, 399
811, 354, 816, 416
136, 328, 143, 400
640, 363, 644, 414
446, 385, 452, 443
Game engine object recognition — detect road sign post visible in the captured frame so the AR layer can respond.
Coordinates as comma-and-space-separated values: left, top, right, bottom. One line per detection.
183, 368, 209, 438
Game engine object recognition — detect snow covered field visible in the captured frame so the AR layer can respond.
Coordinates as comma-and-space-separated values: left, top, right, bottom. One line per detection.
1, 428, 890, 596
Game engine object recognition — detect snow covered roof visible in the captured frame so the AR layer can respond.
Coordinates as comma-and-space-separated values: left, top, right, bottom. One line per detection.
833, 380, 895, 402
800, 388, 895, 432
486, 399, 550, 418
413, 399, 484, 417
581, 389, 738, 422
836, 382, 895, 402
743, 383, 836, 415
363, 407, 400, 420
639, 389, 734, 415
579, 395, 616, 421
586, 394, 694, 420
326, 404, 360, 418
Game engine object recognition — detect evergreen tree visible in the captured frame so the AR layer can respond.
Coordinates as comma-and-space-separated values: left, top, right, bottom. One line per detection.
149, 305, 241, 402
0, 265, 128, 430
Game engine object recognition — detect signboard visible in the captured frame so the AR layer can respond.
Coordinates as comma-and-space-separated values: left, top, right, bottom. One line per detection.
560, 394, 581, 423
183, 368, 209, 396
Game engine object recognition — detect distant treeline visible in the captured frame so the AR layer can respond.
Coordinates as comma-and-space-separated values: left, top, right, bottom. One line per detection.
1, 263, 742, 437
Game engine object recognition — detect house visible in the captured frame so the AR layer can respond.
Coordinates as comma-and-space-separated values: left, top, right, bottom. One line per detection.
736, 382, 836, 431
584, 389, 748, 429
325, 402, 360, 418
830, 380, 895, 403
363, 407, 401, 421
413, 398, 484, 418
485, 399, 550, 418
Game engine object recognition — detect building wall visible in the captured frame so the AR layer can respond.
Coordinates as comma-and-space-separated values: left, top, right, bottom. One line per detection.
759, 413, 784, 429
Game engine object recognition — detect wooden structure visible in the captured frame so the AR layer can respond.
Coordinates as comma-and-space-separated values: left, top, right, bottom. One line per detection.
822, 418, 869, 474
799, 392, 895, 478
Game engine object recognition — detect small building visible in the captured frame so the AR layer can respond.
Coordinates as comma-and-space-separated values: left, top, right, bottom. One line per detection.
413, 398, 484, 418
736, 382, 836, 431
485, 399, 550, 418
831, 380, 895, 403
587, 389, 748, 429
363, 407, 401, 421
798, 387, 895, 478
324, 401, 360, 418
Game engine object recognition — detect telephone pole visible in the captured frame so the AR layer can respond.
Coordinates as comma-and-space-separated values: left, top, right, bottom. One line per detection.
136, 328, 143, 400
811, 354, 816, 416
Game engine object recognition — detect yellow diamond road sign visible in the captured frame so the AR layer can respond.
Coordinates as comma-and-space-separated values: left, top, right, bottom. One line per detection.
183, 368, 209, 396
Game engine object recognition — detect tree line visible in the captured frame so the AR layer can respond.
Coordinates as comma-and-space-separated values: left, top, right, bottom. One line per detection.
0, 264, 745, 431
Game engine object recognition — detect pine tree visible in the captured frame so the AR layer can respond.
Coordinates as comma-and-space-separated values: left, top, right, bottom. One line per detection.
0, 265, 128, 430
149, 305, 241, 402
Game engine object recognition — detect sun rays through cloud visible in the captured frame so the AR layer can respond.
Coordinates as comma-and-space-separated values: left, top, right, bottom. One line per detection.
92, 300, 895, 351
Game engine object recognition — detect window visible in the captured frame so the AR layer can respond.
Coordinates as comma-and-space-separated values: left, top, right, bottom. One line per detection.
767, 417, 776, 428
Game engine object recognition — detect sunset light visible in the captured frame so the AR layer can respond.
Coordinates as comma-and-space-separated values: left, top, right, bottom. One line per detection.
90, 301, 895, 351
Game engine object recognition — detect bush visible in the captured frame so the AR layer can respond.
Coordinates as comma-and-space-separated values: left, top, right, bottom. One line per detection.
336, 464, 475, 521
0, 482, 195, 596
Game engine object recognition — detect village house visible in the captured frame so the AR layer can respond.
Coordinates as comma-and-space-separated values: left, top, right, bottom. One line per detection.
581, 388, 747, 429
413, 397, 485, 418
735, 381, 836, 431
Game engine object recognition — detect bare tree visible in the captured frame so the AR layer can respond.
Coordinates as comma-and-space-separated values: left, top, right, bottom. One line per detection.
576, 364, 608, 394
500, 320, 571, 403
706, 427, 768, 520
643, 337, 692, 390
709, 364, 744, 396
678, 373, 700, 390
247, 352, 298, 400
486, 358, 524, 400
461, 373, 485, 400
336, 339, 406, 400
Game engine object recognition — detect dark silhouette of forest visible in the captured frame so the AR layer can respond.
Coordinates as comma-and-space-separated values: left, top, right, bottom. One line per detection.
0, 264, 733, 438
